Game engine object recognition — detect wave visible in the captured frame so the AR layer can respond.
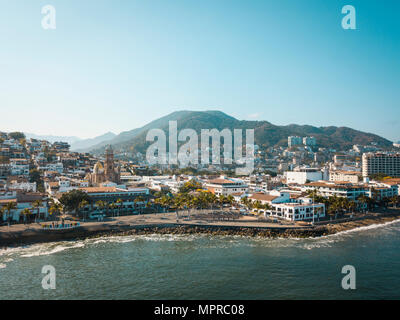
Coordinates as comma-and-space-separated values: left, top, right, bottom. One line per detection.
20, 242, 86, 258
322, 217, 400, 238
1, 218, 400, 257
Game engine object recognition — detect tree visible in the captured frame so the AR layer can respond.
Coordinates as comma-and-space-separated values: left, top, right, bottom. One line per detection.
179, 180, 203, 193
8, 132, 25, 140
389, 196, 398, 208
59, 190, 90, 216
357, 194, 369, 213
4, 201, 17, 226
49, 202, 63, 222
95, 201, 107, 215
0, 206, 6, 224
109, 202, 117, 217
29, 169, 45, 193
116, 198, 123, 216
135, 196, 146, 215
78, 200, 89, 221
21, 208, 32, 224
32, 200, 42, 222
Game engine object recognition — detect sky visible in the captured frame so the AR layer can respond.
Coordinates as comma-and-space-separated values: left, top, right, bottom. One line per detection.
0, 0, 399, 141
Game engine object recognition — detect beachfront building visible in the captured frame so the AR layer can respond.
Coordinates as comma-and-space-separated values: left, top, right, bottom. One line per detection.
0, 192, 48, 223
302, 181, 368, 201
267, 201, 325, 222
249, 190, 290, 205
248, 190, 325, 221
78, 186, 150, 217
205, 177, 248, 196
366, 182, 399, 201
362, 152, 400, 177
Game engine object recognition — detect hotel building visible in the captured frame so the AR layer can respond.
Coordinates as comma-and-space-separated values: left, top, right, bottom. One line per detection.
362, 153, 400, 177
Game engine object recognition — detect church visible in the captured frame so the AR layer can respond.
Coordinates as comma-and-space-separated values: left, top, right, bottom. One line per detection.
86, 145, 121, 186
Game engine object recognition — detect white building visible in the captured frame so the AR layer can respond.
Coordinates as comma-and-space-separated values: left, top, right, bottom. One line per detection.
7, 181, 37, 192
205, 177, 248, 196
329, 170, 362, 184
302, 181, 368, 201
9, 159, 29, 176
249, 190, 325, 221
285, 168, 323, 185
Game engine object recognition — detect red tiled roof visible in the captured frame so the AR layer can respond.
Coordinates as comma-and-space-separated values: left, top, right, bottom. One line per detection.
249, 193, 278, 202
80, 187, 118, 193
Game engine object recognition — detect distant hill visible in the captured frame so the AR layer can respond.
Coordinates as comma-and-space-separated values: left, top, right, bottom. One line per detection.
71, 132, 116, 151
24, 132, 116, 152
25, 133, 81, 144
87, 110, 393, 154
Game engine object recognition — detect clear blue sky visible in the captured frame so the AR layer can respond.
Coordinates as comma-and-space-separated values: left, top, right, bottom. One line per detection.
0, 0, 399, 141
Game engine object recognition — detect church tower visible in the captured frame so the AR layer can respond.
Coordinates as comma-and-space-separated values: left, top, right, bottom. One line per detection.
104, 145, 115, 180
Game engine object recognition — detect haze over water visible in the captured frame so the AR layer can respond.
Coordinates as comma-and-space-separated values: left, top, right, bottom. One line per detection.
1, 220, 400, 300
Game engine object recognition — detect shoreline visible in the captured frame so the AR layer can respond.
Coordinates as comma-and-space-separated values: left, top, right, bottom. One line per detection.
1, 210, 400, 248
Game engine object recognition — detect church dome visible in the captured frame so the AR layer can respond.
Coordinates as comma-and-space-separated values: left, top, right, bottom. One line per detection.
94, 161, 103, 173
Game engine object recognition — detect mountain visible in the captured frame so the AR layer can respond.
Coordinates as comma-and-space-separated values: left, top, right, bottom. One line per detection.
24, 133, 81, 144
70, 132, 116, 151
87, 110, 393, 154
24, 132, 116, 151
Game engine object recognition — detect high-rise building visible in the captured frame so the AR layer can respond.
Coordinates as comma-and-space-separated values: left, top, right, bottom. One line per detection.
362, 152, 400, 177
288, 136, 302, 148
303, 136, 316, 146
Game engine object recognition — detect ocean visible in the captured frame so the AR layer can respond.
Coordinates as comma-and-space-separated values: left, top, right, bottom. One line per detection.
1, 219, 400, 300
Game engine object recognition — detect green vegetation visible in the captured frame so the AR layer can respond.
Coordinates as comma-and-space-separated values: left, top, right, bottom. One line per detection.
59, 190, 90, 216
29, 169, 45, 192
8, 132, 25, 140
90, 111, 393, 154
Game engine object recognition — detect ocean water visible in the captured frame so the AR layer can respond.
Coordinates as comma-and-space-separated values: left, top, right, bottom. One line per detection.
1, 220, 400, 300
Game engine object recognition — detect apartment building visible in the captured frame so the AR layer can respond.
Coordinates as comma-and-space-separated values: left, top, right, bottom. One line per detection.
285, 167, 324, 185
205, 177, 248, 196
362, 153, 400, 177
329, 170, 362, 184
302, 181, 367, 201
288, 136, 302, 148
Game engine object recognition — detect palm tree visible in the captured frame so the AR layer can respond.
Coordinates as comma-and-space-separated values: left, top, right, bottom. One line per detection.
314, 206, 323, 222
5, 201, 17, 226
32, 200, 42, 222
21, 208, 32, 224
253, 200, 263, 214
357, 194, 369, 213
135, 196, 146, 215
95, 201, 106, 216
78, 200, 89, 221
49, 202, 63, 222
116, 198, 123, 216
0, 206, 6, 224
226, 195, 235, 207
109, 202, 117, 217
